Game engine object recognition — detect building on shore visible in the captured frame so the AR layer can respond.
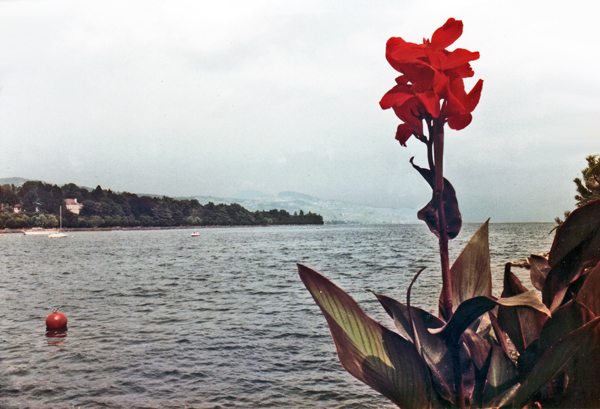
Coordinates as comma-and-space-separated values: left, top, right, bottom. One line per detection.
65, 198, 84, 215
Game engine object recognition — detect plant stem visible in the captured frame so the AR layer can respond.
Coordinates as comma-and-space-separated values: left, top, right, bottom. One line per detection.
432, 119, 465, 408
433, 119, 452, 320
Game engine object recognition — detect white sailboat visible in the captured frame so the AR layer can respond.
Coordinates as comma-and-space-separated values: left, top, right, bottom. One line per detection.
49, 206, 68, 238
23, 227, 55, 235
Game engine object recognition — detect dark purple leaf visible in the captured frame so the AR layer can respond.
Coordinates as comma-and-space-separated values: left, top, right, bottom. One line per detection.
462, 328, 491, 371
544, 198, 600, 311
298, 264, 437, 408
561, 318, 600, 407
375, 293, 444, 344
528, 254, 550, 292
463, 329, 493, 407
376, 291, 455, 403
537, 299, 595, 352
488, 312, 513, 359
410, 158, 462, 240
497, 264, 548, 353
549, 198, 600, 266
435, 293, 549, 347
379, 291, 548, 405
576, 261, 600, 316
510, 317, 600, 409
482, 343, 519, 405
443, 220, 491, 317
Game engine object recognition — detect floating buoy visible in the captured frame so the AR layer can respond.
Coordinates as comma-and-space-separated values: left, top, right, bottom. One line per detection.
46, 306, 68, 331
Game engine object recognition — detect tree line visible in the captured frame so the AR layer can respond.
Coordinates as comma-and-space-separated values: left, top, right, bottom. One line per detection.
554, 154, 600, 229
0, 181, 324, 229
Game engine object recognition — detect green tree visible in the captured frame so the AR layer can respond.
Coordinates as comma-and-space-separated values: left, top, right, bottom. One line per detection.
0, 184, 21, 207
574, 154, 600, 206
555, 154, 600, 227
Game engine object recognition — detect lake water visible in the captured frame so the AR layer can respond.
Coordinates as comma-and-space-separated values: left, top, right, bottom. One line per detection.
0, 223, 555, 408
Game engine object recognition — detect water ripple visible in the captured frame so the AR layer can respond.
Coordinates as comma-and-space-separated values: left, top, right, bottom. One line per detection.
0, 224, 554, 408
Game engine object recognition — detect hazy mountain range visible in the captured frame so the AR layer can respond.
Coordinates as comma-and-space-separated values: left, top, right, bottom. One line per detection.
0, 178, 418, 224
193, 191, 418, 224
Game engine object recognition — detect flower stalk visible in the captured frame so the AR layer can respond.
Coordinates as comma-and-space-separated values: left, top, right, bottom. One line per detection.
432, 118, 453, 320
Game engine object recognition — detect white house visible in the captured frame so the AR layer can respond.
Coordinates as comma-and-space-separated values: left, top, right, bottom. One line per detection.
64, 198, 84, 215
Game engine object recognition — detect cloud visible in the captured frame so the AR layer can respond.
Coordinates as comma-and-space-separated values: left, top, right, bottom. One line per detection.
0, 0, 599, 222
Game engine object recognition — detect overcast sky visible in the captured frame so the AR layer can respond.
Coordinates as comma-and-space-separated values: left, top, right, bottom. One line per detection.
1, 0, 599, 222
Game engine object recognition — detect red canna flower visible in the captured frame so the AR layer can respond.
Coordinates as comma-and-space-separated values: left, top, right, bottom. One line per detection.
380, 18, 483, 145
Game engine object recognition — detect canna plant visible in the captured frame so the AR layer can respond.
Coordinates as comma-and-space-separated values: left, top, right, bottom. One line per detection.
298, 18, 600, 409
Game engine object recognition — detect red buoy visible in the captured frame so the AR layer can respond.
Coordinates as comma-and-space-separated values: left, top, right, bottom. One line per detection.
46, 309, 68, 331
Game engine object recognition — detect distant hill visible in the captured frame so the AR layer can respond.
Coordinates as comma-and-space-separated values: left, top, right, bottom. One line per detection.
1, 177, 417, 224
0, 177, 32, 187
194, 191, 418, 224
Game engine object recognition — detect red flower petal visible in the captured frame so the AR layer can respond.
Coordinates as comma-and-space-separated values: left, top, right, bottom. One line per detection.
447, 113, 472, 130
379, 84, 414, 110
425, 49, 444, 70
430, 18, 463, 51
443, 48, 479, 70
395, 124, 414, 146
398, 63, 435, 91
386, 37, 427, 72
432, 70, 449, 95
416, 90, 440, 118
392, 97, 424, 136
447, 63, 475, 78
464, 79, 484, 112
395, 75, 410, 86
381, 18, 482, 136
440, 82, 467, 117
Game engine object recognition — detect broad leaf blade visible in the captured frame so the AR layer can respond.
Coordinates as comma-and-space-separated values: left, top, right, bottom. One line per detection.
544, 198, 600, 310
561, 318, 600, 408
436, 293, 550, 346
510, 317, 600, 409
462, 328, 491, 371
528, 254, 550, 292
376, 292, 455, 402
549, 198, 600, 266
482, 343, 519, 404
441, 220, 491, 317
376, 293, 444, 343
537, 299, 595, 352
411, 158, 462, 240
463, 328, 493, 408
576, 261, 600, 316
497, 265, 548, 353
298, 264, 435, 408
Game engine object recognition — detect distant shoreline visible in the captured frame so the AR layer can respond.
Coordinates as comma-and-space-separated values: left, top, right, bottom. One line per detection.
1, 224, 324, 234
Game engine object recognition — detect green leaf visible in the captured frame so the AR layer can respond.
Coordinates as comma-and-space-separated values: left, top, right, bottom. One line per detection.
410, 158, 462, 240
497, 265, 548, 353
298, 264, 437, 408
544, 198, 600, 311
510, 317, 600, 409
441, 220, 491, 317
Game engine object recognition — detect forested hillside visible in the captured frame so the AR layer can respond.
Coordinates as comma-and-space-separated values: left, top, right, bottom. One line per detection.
0, 181, 323, 229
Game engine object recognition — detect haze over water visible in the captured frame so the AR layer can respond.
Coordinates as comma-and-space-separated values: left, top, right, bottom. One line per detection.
0, 223, 554, 408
